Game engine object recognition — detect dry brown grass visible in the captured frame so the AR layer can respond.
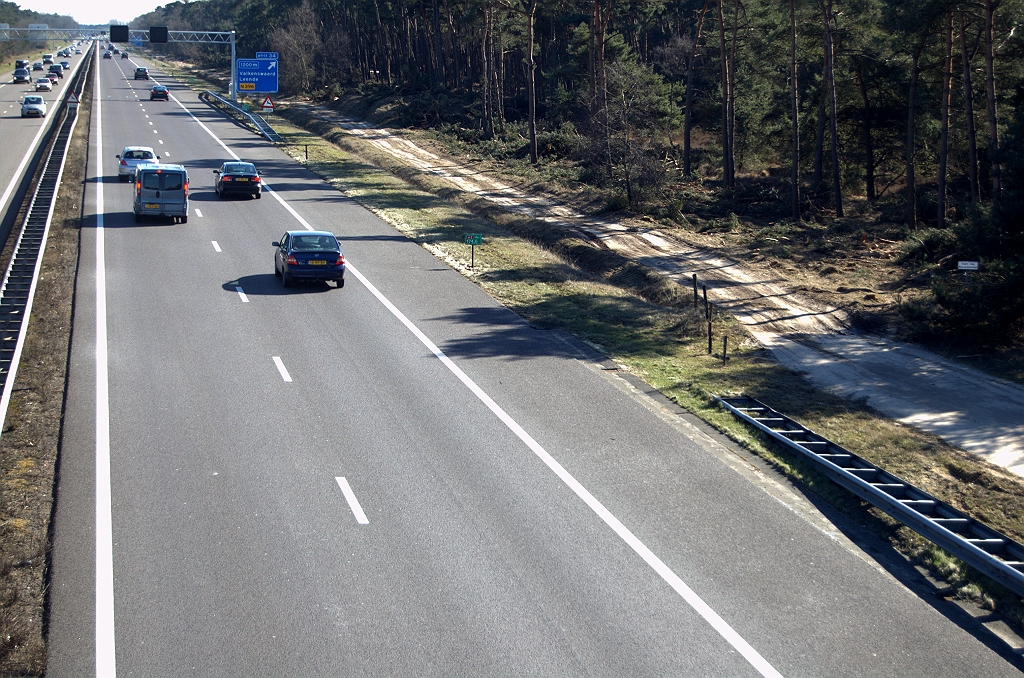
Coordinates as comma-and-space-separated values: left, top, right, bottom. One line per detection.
262, 108, 1024, 633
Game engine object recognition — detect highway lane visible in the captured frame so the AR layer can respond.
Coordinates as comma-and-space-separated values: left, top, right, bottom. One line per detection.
0, 43, 89, 233
45, 49, 1022, 676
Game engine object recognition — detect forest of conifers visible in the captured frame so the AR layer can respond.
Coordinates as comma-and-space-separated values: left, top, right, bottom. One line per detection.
133, 0, 1023, 339
130, 0, 1021, 218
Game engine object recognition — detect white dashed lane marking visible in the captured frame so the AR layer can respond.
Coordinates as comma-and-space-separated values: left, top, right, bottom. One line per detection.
272, 357, 292, 382
336, 477, 369, 524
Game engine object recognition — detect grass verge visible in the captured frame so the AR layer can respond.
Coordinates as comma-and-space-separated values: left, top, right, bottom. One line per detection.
265, 106, 1024, 633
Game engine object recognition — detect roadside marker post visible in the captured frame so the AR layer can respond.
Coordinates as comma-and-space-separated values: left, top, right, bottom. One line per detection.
465, 233, 482, 269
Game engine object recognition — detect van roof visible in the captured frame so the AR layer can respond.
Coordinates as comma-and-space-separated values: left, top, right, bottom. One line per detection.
136, 163, 187, 172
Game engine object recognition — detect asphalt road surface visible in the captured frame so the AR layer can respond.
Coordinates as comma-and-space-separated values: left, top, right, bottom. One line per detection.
42, 49, 1023, 677
0, 45, 87, 234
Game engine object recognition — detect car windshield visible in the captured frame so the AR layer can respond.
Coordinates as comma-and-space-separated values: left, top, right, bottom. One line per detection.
24, 97, 42, 104
291, 235, 339, 251
224, 163, 256, 174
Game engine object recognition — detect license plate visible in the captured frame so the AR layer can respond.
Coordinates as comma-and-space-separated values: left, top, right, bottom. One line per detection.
235, 177, 249, 182
145, 203, 159, 209
308, 260, 327, 266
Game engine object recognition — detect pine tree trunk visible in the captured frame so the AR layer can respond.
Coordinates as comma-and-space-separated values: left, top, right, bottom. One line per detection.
482, 4, 493, 137
812, 64, 826, 190
433, 0, 446, 85
717, 0, 732, 187
855, 60, 876, 202
906, 36, 926, 228
790, 0, 800, 219
822, 0, 843, 217
959, 10, 978, 202
496, 19, 505, 135
984, 0, 1001, 198
728, 0, 739, 184
595, 0, 610, 175
683, 4, 709, 178
938, 12, 953, 229
527, 0, 538, 163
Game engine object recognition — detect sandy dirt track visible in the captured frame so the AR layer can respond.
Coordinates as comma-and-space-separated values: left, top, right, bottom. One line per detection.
296, 104, 1024, 476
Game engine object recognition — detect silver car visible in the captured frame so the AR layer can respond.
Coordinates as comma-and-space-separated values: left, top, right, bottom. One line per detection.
21, 95, 47, 118
116, 146, 160, 182
35, 78, 52, 92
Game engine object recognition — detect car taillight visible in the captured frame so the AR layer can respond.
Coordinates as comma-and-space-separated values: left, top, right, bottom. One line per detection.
135, 180, 141, 195
335, 255, 345, 265
252, 177, 260, 183
222, 176, 233, 182
183, 181, 189, 197
286, 254, 298, 265
120, 159, 128, 166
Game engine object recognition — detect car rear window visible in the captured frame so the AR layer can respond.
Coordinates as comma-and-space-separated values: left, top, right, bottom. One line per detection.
224, 163, 256, 174
141, 172, 185, 191
292, 235, 339, 251
125, 150, 154, 160
162, 173, 184, 191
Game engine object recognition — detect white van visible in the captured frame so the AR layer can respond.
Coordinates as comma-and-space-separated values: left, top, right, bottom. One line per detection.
133, 164, 189, 223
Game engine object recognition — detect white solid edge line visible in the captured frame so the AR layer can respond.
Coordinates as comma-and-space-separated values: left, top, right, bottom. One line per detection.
235, 286, 249, 303
94, 51, 118, 678
335, 477, 369, 524
272, 356, 292, 382
347, 261, 783, 678
211, 240, 220, 252
174, 87, 782, 678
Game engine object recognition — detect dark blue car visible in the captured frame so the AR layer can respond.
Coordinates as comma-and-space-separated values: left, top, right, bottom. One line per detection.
273, 231, 345, 288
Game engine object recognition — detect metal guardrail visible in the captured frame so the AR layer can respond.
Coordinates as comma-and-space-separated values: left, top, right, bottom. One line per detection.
717, 395, 1024, 598
0, 44, 94, 434
200, 90, 282, 143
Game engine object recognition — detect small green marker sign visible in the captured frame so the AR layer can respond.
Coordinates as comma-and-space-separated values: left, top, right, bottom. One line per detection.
465, 233, 482, 269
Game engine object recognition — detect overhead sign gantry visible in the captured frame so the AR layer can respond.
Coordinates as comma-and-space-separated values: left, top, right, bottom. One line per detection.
0, 24, 241, 101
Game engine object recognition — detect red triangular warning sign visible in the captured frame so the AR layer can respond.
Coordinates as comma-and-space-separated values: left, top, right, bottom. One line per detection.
261, 96, 275, 109
66, 92, 79, 104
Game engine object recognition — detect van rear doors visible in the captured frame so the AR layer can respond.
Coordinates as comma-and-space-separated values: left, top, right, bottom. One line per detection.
133, 165, 189, 223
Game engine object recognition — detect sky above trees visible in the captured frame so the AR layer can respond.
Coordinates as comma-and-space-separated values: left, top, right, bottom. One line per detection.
15, 0, 155, 25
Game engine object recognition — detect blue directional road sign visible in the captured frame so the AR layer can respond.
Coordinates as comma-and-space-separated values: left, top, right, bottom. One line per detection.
236, 58, 278, 93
